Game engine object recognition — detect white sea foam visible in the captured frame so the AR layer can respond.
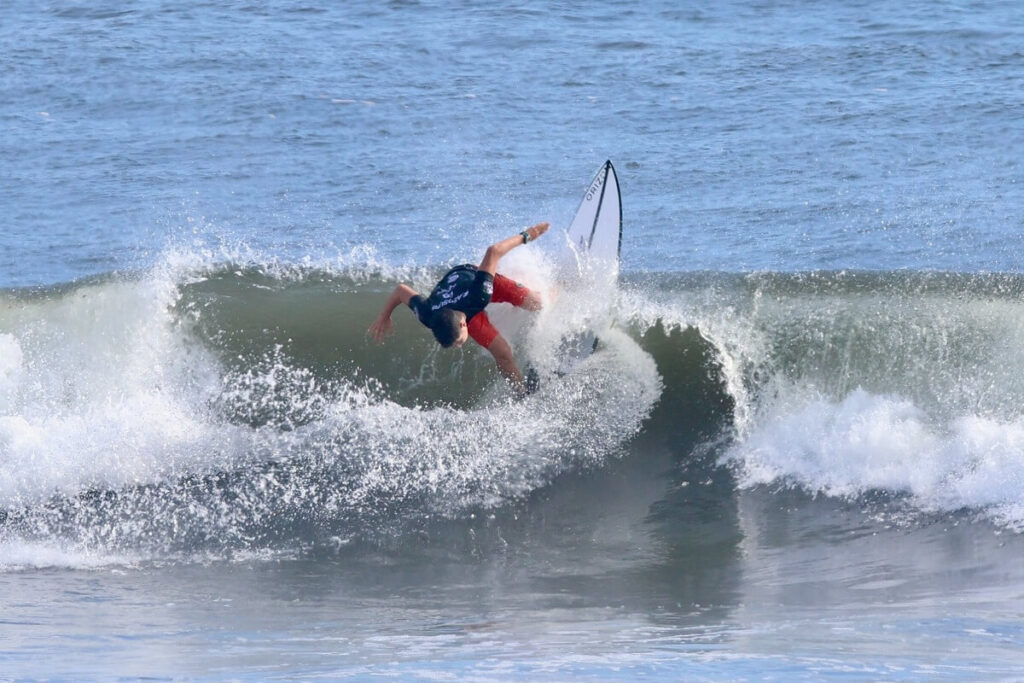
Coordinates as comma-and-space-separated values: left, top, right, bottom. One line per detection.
0, 261, 259, 507
726, 388, 1024, 529
0, 539, 137, 571
296, 325, 661, 516
0, 242, 380, 508
0, 245, 663, 554
0, 333, 24, 414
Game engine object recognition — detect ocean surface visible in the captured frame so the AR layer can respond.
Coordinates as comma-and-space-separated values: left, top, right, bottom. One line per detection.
3, 0, 1024, 678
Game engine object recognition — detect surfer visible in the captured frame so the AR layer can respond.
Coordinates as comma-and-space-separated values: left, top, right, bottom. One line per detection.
368, 221, 550, 396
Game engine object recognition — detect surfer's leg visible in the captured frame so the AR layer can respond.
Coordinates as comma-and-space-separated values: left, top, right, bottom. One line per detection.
492, 273, 542, 311
520, 290, 543, 311
467, 311, 499, 348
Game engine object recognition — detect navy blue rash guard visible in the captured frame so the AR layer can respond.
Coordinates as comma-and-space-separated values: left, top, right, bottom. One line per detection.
408, 264, 494, 328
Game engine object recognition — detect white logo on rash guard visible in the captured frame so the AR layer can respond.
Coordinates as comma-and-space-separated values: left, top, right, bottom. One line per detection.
432, 290, 469, 311
483, 280, 493, 296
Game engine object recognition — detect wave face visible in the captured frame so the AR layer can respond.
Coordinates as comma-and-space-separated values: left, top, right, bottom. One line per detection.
3, 253, 1024, 563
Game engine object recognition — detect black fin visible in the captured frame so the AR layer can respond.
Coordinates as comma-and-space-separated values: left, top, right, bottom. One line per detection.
525, 367, 540, 395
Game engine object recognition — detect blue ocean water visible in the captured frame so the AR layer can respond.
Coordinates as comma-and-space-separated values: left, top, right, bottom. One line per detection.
4, 0, 1023, 287
3, 0, 1024, 678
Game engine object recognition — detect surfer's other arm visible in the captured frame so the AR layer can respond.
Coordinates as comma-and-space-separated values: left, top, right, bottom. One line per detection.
368, 283, 418, 343
478, 221, 550, 275
487, 333, 528, 394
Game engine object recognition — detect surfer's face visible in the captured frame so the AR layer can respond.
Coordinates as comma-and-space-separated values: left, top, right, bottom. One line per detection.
451, 320, 469, 348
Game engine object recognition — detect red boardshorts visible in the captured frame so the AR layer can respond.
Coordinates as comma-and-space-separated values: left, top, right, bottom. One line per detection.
467, 273, 530, 348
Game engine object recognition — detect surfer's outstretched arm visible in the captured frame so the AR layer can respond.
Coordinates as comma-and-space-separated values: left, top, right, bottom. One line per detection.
478, 221, 549, 275
368, 283, 418, 343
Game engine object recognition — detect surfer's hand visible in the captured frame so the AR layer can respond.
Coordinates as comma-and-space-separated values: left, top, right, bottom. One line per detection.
368, 315, 394, 343
530, 221, 550, 239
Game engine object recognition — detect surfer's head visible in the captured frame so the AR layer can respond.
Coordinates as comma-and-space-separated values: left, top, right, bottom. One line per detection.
431, 309, 468, 348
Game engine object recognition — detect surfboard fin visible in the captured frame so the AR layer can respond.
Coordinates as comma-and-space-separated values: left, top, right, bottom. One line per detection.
525, 367, 540, 395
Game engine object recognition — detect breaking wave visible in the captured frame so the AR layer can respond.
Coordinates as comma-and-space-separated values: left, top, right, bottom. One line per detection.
4, 248, 1024, 567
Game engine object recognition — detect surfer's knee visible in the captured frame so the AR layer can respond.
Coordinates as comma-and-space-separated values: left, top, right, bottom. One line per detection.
522, 290, 543, 311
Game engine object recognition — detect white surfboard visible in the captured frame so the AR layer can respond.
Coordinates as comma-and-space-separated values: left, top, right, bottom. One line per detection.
555, 161, 622, 374
565, 160, 622, 277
